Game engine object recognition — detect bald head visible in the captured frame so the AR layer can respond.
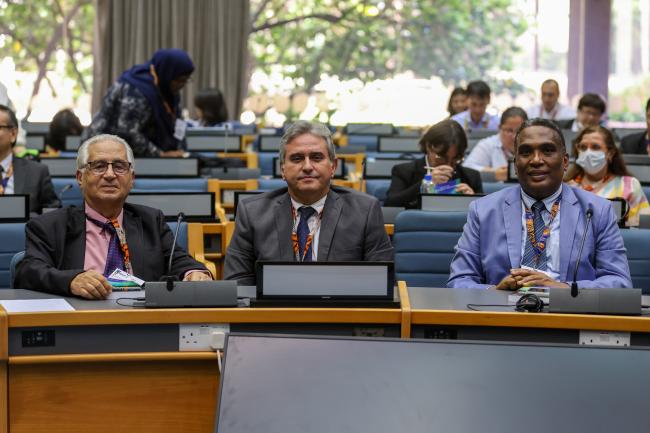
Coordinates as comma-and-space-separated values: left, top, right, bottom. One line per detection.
541, 80, 560, 112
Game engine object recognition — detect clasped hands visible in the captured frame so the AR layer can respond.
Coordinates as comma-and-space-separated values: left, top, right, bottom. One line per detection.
429, 165, 474, 195
69, 269, 212, 300
495, 268, 570, 291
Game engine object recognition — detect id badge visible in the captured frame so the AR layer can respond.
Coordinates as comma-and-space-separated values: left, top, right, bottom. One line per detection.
174, 119, 187, 140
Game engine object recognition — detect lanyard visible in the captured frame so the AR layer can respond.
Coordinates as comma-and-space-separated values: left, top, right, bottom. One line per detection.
290, 206, 323, 262
464, 115, 489, 130
86, 215, 133, 275
149, 64, 176, 120
0, 163, 13, 191
524, 197, 561, 259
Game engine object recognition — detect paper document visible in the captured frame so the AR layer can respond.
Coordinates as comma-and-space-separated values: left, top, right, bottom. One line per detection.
0, 299, 74, 313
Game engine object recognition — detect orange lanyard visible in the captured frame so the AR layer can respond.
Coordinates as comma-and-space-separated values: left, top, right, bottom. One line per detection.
108, 218, 133, 275
290, 206, 324, 262
464, 115, 489, 130
149, 64, 176, 119
0, 163, 13, 193
524, 198, 560, 259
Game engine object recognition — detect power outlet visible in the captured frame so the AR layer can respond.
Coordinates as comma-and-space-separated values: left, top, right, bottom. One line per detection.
579, 331, 630, 347
179, 324, 230, 351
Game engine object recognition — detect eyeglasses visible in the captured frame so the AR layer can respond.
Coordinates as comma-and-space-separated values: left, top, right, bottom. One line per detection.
432, 153, 464, 166
0, 125, 16, 130
84, 160, 132, 176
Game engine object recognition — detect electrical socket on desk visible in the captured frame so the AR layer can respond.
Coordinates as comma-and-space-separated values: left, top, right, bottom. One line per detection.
179, 324, 230, 351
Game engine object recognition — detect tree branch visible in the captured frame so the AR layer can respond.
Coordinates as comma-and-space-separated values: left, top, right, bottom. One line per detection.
27, 1, 83, 116
251, 7, 354, 32
250, 0, 272, 27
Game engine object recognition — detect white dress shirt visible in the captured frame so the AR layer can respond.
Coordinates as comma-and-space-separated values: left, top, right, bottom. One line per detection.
519, 185, 563, 280
525, 103, 575, 121
463, 134, 512, 171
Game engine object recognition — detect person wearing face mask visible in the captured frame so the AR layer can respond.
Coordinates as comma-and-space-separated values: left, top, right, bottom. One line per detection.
565, 125, 649, 226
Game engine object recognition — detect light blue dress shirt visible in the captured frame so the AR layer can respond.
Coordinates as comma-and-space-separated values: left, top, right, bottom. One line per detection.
451, 110, 500, 130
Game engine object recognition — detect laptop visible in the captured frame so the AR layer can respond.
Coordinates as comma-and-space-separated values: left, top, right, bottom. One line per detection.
252, 261, 398, 308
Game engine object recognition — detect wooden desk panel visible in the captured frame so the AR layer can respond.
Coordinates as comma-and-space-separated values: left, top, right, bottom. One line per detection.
9, 356, 219, 433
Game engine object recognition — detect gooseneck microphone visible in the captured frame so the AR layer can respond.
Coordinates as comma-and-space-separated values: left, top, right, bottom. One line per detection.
58, 183, 74, 201
165, 212, 185, 291
571, 208, 593, 298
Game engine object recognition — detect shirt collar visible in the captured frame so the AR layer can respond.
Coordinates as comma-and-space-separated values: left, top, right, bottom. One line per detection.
291, 194, 327, 215
520, 184, 563, 211
466, 111, 489, 127
0, 153, 12, 173
84, 202, 125, 226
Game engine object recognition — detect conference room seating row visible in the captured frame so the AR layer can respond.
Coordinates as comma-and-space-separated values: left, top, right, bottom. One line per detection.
0, 220, 224, 289
392, 210, 650, 294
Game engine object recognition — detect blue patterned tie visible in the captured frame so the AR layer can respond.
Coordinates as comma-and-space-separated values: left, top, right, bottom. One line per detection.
521, 201, 548, 271
297, 206, 317, 262
86, 216, 125, 277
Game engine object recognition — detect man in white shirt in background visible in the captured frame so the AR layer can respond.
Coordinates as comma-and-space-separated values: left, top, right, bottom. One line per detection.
526, 79, 575, 121
463, 107, 528, 181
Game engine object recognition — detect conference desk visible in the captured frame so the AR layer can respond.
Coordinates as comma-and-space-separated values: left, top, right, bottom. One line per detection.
409, 286, 650, 345
0, 285, 405, 433
1, 284, 649, 433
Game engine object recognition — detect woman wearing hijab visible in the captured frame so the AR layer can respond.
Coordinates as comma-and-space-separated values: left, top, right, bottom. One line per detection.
82, 49, 194, 157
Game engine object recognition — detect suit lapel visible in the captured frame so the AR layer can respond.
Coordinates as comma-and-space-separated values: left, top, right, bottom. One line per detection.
11, 158, 27, 194
122, 208, 145, 277
274, 193, 295, 261
559, 184, 579, 281
503, 186, 522, 268
64, 207, 87, 269
317, 189, 342, 261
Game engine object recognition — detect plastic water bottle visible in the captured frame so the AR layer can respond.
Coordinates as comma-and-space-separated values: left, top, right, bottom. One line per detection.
420, 174, 434, 194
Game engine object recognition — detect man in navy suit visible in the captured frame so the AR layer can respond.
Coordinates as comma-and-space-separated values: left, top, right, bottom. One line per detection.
448, 118, 631, 290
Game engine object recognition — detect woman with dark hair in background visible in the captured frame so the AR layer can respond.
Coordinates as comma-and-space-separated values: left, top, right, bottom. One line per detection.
194, 88, 229, 126
46, 109, 83, 154
384, 119, 482, 208
565, 125, 649, 226
82, 48, 194, 157
447, 87, 467, 117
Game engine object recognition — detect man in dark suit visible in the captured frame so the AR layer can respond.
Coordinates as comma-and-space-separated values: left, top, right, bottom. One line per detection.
224, 120, 393, 285
15, 134, 211, 299
0, 104, 59, 213
384, 119, 482, 208
620, 98, 650, 155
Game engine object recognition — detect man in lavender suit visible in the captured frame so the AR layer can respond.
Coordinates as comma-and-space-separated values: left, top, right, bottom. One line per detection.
448, 119, 631, 290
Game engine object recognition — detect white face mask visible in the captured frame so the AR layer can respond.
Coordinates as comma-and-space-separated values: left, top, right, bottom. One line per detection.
576, 149, 607, 175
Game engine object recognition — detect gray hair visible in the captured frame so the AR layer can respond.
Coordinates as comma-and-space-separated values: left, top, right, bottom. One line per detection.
77, 134, 135, 171
278, 120, 336, 165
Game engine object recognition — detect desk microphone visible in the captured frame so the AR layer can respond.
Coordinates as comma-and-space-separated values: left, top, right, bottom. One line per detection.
58, 183, 74, 201
570, 208, 593, 298
164, 212, 185, 291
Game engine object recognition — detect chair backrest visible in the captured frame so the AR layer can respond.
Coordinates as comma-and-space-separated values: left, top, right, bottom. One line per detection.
132, 178, 208, 192
167, 222, 188, 250
620, 228, 650, 294
52, 178, 83, 208
393, 210, 466, 288
365, 179, 391, 203
9, 250, 25, 289
0, 223, 26, 289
